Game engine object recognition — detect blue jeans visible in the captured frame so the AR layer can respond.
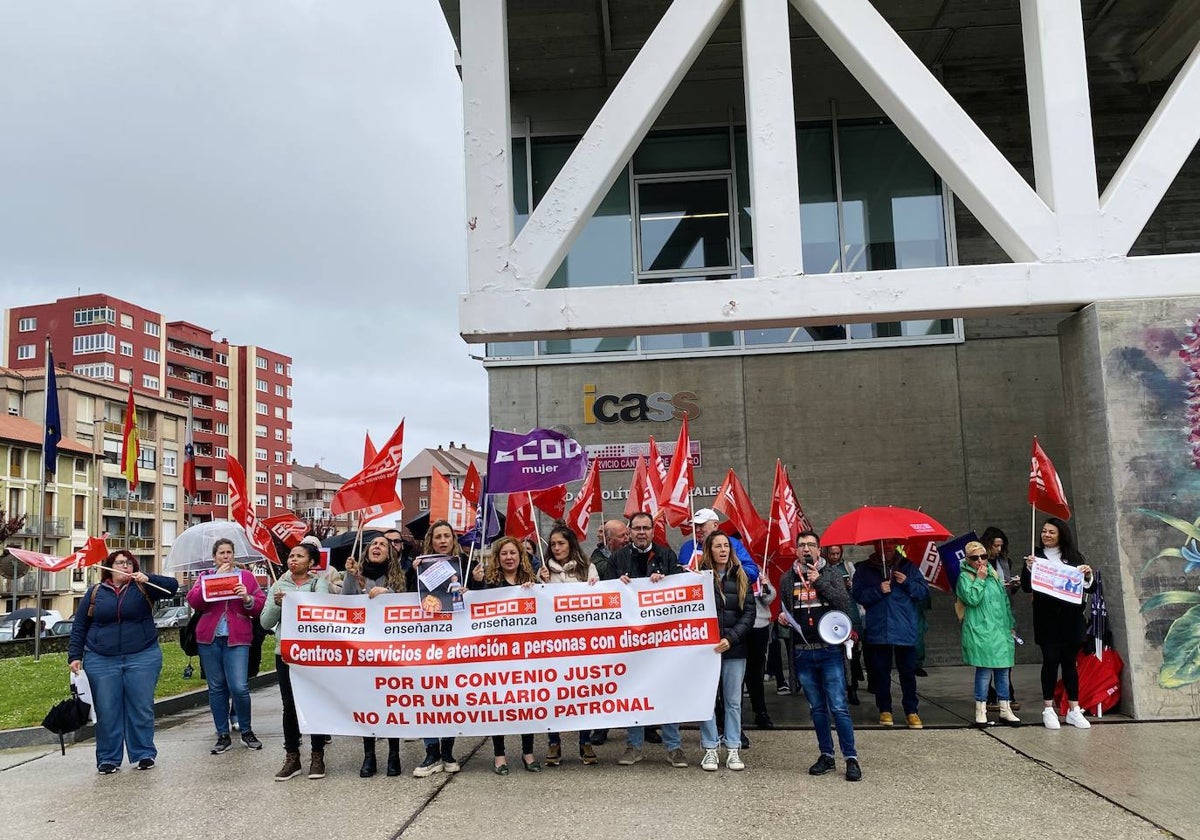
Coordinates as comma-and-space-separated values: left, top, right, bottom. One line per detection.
198, 637, 251, 735
86, 643, 163, 767
795, 645, 857, 759
974, 667, 1010, 702
700, 658, 746, 749
626, 722, 681, 751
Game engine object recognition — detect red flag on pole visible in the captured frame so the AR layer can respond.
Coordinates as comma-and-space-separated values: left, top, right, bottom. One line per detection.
182, 401, 197, 498
712, 468, 767, 557
332, 420, 404, 516
624, 456, 667, 545
7, 537, 109, 573
530, 485, 567, 519
1029, 437, 1071, 520
462, 462, 482, 507
766, 460, 805, 563
656, 417, 694, 527
120, 385, 139, 492
363, 432, 377, 468
505, 493, 537, 541
263, 514, 309, 549
226, 455, 279, 564
430, 467, 476, 533
566, 461, 603, 542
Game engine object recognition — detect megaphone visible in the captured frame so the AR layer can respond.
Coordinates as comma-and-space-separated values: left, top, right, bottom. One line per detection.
817, 610, 854, 658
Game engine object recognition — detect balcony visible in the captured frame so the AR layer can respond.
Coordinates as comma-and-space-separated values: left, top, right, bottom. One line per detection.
101, 497, 157, 515
15, 516, 70, 538
103, 420, 157, 442
0, 569, 75, 595
104, 535, 155, 552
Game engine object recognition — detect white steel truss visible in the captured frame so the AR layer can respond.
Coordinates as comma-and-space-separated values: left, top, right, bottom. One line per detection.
456, 0, 1200, 343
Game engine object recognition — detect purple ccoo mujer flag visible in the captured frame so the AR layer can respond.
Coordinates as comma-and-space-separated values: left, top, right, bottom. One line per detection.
487, 428, 587, 494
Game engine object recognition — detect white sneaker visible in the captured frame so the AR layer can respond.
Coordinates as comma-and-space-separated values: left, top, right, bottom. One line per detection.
1064, 708, 1092, 729
726, 748, 745, 771
700, 748, 719, 772
1042, 707, 1061, 729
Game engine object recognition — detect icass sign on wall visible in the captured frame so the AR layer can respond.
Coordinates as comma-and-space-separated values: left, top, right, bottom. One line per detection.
583, 384, 700, 424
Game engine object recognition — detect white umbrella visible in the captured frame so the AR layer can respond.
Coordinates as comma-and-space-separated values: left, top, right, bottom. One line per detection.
164, 519, 265, 573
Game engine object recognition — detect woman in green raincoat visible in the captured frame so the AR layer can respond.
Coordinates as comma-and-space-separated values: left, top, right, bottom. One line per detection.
956, 541, 1020, 727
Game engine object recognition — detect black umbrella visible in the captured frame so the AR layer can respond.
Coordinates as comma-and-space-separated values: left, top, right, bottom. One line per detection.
1087, 568, 1108, 659
42, 687, 90, 756
322, 529, 385, 571
1, 607, 55, 624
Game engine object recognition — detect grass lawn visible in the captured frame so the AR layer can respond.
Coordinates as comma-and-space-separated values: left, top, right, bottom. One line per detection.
0, 637, 277, 731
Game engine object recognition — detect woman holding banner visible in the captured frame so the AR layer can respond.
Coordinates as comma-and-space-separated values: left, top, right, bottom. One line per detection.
484, 536, 541, 774
956, 541, 1020, 727
1021, 518, 1095, 730
342, 534, 406, 777
261, 542, 330, 781
187, 538, 267, 755
413, 520, 472, 778
538, 524, 600, 766
696, 532, 755, 772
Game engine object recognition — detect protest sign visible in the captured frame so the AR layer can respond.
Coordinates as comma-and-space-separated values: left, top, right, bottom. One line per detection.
200, 572, 243, 602
1030, 559, 1086, 604
281, 576, 721, 738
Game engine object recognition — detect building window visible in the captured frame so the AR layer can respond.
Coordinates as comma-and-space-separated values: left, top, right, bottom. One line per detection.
215, 375, 229, 389
256, 402, 267, 415
215, 492, 229, 506
74, 306, 115, 326
286, 385, 292, 399
142, 374, 159, 390
120, 341, 133, 356
144, 320, 160, 337
255, 447, 267, 461
144, 347, 159, 363
162, 485, 177, 512
274, 406, 284, 419
419, 477, 429, 492
255, 471, 267, 484
419, 497, 429, 511
137, 446, 155, 470
73, 332, 116, 355
274, 384, 284, 396
17, 317, 36, 332
255, 424, 267, 438
162, 451, 177, 476
274, 362, 284, 374
274, 473, 284, 485
16, 344, 35, 360
215, 352, 228, 366
215, 421, 229, 435
274, 429, 283, 441
120, 313, 133, 329
256, 357, 267, 370
215, 446, 228, 458
256, 380, 268, 392
215, 399, 229, 412
119, 368, 133, 384
73, 362, 115, 380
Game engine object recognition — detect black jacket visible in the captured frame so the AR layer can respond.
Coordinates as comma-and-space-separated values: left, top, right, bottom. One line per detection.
713, 567, 756, 659
609, 542, 681, 579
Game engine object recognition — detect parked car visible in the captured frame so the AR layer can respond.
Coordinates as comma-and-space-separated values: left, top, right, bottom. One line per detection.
154, 605, 191, 628
49, 619, 74, 637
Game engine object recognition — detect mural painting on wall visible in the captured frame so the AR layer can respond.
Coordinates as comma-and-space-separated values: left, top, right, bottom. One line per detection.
1137, 314, 1200, 689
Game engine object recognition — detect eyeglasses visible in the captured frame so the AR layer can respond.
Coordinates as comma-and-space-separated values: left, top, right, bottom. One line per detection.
111, 559, 134, 567
967, 553, 987, 560
388, 538, 403, 545
797, 542, 819, 549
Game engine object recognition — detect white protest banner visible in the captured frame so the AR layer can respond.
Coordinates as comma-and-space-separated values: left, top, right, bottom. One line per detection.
281, 576, 721, 738
1030, 559, 1086, 604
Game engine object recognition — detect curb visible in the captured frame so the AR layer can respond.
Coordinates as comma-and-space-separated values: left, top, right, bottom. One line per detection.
0, 671, 279, 752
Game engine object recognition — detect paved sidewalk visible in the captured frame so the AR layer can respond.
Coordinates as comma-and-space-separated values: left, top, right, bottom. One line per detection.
1, 673, 1193, 840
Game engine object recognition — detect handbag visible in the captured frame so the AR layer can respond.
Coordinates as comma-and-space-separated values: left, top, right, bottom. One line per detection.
179, 608, 201, 657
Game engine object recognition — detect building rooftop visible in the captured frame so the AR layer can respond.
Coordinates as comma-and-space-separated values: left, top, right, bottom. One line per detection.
398, 443, 487, 479
0, 415, 92, 455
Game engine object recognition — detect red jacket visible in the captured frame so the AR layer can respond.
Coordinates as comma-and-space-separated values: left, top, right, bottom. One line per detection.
186, 569, 266, 647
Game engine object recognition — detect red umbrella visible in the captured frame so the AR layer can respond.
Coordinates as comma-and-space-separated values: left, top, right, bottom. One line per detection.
820, 506, 951, 547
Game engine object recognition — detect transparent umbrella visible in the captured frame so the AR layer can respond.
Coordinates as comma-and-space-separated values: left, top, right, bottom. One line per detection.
164, 519, 265, 573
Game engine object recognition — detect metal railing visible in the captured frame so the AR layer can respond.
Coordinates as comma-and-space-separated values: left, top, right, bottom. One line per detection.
101, 497, 157, 514
14, 516, 71, 537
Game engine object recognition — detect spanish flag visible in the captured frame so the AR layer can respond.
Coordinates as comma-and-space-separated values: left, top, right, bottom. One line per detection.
121, 385, 139, 491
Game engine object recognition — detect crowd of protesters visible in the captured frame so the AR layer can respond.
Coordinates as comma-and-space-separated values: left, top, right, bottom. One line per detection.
67, 510, 1097, 780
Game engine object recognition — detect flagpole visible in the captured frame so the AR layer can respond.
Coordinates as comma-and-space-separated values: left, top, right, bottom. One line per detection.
34, 336, 53, 662
528, 492, 546, 557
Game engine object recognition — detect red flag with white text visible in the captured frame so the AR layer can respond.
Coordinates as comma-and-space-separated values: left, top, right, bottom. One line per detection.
656, 417, 694, 527
766, 460, 802, 563
906, 537, 952, 592
332, 420, 404, 516
530, 485, 567, 520
566, 461, 603, 543
363, 432, 377, 467
712, 468, 768, 558
430, 467, 476, 533
7, 537, 109, 573
1029, 437, 1071, 520
505, 493, 537, 541
226, 455, 280, 564
624, 455, 667, 544
462, 462, 482, 507
263, 514, 309, 549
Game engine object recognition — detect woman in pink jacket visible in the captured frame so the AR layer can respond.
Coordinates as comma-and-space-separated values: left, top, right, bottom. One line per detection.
187, 538, 267, 754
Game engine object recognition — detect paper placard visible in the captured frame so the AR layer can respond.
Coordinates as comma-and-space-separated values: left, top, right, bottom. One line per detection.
1030, 559, 1085, 604
201, 572, 243, 602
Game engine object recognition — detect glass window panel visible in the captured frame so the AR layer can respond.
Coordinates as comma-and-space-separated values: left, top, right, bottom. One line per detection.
641, 331, 739, 352
745, 324, 846, 346
532, 139, 634, 288
633, 131, 730, 175
487, 341, 536, 358
637, 179, 732, 273
539, 336, 637, 356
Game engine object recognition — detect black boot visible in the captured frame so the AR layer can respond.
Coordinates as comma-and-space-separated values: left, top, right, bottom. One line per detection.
359, 737, 377, 778
848, 685, 860, 706
386, 738, 402, 776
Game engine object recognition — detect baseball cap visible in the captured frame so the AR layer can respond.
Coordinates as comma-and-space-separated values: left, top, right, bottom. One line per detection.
691, 508, 719, 525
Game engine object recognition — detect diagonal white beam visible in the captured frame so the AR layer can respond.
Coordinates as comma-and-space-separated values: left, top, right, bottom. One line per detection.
461, 0, 514, 293
1101, 41, 1200, 256
1021, 0, 1100, 255
740, 0, 804, 277
459, 254, 1200, 343
510, 0, 735, 290
789, 0, 1057, 263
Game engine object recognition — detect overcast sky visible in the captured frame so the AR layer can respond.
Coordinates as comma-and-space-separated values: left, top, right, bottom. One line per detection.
0, 1, 486, 479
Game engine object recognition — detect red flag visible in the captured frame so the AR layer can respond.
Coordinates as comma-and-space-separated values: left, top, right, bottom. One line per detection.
332, 420, 404, 516
505, 493, 536, 541
906, 537, 951, 592
712, 468, 768, 558
766, 460, 802, 563
1029, 437, 1071, 520
566, 461, 603, 542
120, 385, 139, 492
7, 537, 109, 573
624, 456, 667, 544
647, 437, 667, 496
530, 485, 567, 519
430, 467, 476, 533
359, 495, 404, 522
363, 432, 377, 468
182, 401, 197, 498
656, 417, 694, 527
263, 514, 309, 549
462, 462, 482, 506
226, 455, 280, 564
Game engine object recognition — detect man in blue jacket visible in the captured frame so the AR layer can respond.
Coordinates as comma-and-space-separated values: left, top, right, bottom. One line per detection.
677, 508, 759, 583
852, 541, 930, 728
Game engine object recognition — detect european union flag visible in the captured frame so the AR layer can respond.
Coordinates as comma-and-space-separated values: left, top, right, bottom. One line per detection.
44, 351, 61, 475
